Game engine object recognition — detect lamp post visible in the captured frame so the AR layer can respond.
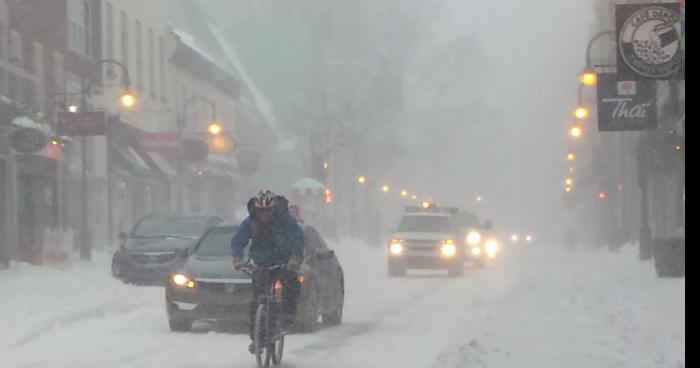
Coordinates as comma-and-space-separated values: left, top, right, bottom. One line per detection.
80, 58, 134, 260
179, 95, 218, 133
579, 30, 615, 86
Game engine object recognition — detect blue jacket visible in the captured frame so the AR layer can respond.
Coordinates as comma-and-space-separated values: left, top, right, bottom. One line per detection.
231, 214, 305, 266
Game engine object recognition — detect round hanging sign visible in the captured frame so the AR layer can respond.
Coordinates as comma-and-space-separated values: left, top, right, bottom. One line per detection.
8, 127, 48, 154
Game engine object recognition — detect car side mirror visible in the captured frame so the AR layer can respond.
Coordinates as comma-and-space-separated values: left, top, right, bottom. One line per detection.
317, 250, 335, 261
118, 231, 128, 246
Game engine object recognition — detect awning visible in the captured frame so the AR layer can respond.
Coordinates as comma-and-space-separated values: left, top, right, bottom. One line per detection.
149, 152, 179, 177
112, 145, 152, 175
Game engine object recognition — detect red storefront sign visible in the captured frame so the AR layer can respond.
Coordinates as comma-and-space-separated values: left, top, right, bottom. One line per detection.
139, 132, 182, 152
56, 111, 106, 136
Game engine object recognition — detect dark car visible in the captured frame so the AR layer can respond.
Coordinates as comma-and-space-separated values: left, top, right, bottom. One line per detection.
165, 222, 344, 333
111, 214, 222, 285
451, 211, 487, 267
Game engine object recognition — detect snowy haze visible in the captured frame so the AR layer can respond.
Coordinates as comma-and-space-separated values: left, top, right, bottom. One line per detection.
2, 1, 684, 368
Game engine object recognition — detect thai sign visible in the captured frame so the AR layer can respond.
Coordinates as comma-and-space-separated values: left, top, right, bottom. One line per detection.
616, 3, 684, 80
56, 111, 106, 136
597, 73, 657, 131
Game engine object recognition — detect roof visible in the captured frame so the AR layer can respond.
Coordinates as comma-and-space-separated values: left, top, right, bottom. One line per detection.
401, 212, 451, 218
292, 177, 325, 191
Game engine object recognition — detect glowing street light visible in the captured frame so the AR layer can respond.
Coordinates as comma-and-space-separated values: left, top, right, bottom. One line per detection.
323, 161, 329, 170
400, 190, 408, 197
565, 178, 574, 186
381, 185, 390, 193
67, 104, 79, 113
573, 105, 589, 119
207, 121, 223, 135
579, 69, 597, 86
421, 201, 431, 209
567, 153, 575, 161
357, 176, 366, 184
476, 196, 483, 203
565, 187, 572, 193
411, 195, 417, 200
569, 124, 583, 138
120, 91, 136, 108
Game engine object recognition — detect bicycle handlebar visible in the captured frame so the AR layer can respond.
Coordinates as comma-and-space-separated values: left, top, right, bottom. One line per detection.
239, 263, 288, 277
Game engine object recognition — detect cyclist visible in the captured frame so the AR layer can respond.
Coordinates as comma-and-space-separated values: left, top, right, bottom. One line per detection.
231, 190, 305, 353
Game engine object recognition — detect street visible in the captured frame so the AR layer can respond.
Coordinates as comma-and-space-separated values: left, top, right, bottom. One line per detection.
1, 240, 684, 368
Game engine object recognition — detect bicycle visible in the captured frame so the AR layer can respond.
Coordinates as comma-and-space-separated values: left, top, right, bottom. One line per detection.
241, 264, 288, 368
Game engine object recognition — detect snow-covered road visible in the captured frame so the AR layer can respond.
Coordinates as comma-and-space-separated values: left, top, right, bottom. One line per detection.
1, 240, 684, 368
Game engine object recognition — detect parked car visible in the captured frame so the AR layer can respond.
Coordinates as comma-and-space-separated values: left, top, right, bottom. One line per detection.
111, 213, 222, 285
165, 222, 345, 333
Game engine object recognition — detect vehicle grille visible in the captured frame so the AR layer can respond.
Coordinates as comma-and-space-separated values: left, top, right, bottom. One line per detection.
404, 240, 439, 252
129, 252, 177, 264
197, 281, 251, 294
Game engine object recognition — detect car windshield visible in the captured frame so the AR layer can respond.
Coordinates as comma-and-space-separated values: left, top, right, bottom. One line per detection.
195, 226, 239, 257
397, 216, 453, 233
132, 216, 209, 239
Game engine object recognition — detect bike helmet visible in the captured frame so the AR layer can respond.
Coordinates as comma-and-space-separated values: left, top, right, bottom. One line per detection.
252, 190, 276, 210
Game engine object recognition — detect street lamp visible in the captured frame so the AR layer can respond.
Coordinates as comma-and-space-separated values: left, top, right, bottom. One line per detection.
181, 95, 218, 132
381, 185, 390, 193
400, 189, 408, 197
579, 69, 597, 86
357, 176, 366, 184
565, 178, 574, 186
207, 121, 223, 135
80, 58, 134, 260
573, 105, 589, 119
569, 123, 583, 138
567, 153, 575, 161
579, 30, 614, 87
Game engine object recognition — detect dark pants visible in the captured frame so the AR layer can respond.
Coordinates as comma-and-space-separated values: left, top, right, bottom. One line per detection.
249, 268, 301, 338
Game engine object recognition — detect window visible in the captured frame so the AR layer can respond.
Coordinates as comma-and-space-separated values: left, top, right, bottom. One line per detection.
9, 30, 22, 65
159, 35, 166, 103
148, 28, 155, 98
106, 2, 114, 78
120, 10, 128, 70
67, 0, 90, 57
135, 20, 142, 91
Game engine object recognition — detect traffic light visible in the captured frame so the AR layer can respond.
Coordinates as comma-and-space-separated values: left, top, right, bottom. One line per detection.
598, 191, 606, 200
324, 188, 333, 204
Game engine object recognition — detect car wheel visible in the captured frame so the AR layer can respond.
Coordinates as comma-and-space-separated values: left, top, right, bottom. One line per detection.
168, 318, 192, 332
322, 301, 343, 326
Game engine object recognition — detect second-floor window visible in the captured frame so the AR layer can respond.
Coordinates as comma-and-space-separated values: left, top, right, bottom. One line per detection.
135, 20, 142, 91
67, 0, 91, 57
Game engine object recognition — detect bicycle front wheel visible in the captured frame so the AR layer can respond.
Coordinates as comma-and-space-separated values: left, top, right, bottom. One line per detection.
254, 304, 273, 368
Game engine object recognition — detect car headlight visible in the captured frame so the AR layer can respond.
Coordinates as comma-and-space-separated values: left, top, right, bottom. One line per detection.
485, 239, 499, 258
171, 273, 196, 288
471, 246, 482, 256
441, 242, 457, 257
525, 235, 533, 242
466, 231, 482, 246
389, 239, 404, 255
